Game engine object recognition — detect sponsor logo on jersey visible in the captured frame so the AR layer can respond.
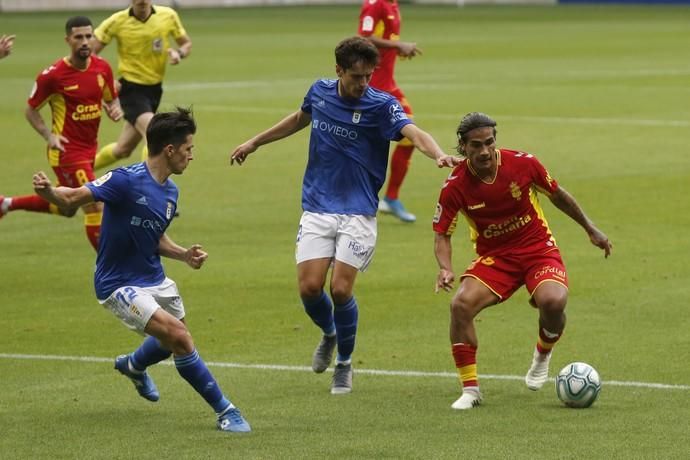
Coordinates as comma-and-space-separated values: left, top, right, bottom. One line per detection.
72, 103, 101, 121
130, 215, 164, 232
312, 119, 358, 140
92, 171, 112, 186
468, 202, 485, 210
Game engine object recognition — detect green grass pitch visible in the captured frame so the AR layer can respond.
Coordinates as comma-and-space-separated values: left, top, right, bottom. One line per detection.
1, 4, 689, 458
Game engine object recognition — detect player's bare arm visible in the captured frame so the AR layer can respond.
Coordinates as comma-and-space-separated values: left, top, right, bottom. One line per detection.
230, 110, 312, 165
364, 35, 422, 58
434, 232, 456, 293
168, 35, 191, 65
103, 98, 123, 121
400, 124, 460, 168
32, 171, 94, 208
25, 105, 69, 151
0, 34, 16, 59
158, 234, 208, 269
549, 186, 612, 258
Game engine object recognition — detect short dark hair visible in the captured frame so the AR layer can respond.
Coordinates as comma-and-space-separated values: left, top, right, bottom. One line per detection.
335, 36, 379, 71
146, 107, 197, 156
65, 16, 92, 35
456, 112, 497, 142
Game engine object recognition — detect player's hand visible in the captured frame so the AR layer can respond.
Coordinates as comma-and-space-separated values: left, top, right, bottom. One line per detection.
435, 269, 455, 293
588, 227, 612, 258
168, 48, 182, 65
0, 34, 16, 59
185, 244, 208, 269
397, 41, 422, 59
104, 100, 123, 122
230, 142, 257, 166
48, 133, 68, 152
32, 171, 53, 191
436, 154, 461, 168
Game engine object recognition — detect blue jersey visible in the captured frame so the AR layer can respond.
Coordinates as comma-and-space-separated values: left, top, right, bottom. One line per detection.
85, 163, 178, 299
300, 79, 413, 216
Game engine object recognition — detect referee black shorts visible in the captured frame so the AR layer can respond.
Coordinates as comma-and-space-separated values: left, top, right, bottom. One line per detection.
118, 78, 163, 125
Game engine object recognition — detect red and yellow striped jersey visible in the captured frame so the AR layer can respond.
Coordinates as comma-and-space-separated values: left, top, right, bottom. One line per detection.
433, 149, 560, 257
358, 0, 400, 91
28, 55, 116, 167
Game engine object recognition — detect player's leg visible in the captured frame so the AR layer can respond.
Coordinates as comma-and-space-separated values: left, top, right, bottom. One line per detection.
296, 212, 339, 372
379, 90, 416, 222
94, 121, 143, 170
329, 260, 359, 394
326, 214, 376, 394
0, 194, 76, 218
449, 276, 499, 410
524, 253, 569, 390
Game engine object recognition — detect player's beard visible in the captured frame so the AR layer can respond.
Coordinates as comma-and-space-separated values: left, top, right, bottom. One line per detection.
77, 47, 91, 60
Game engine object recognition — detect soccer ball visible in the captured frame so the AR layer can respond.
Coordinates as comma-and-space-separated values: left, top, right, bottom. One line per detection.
555, 362, 601, 408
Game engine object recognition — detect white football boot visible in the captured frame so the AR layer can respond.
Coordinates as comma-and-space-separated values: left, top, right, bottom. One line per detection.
525, 347, 552, 391
451, 387, 482, 410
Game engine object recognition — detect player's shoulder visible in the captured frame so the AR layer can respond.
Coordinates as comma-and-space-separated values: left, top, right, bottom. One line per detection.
364, 86, 396, 105
90, 55, 112, 70
362, 0, 383, 9
155, 5, 181, 18
35, 58, 67, 80
442, 160, 469, 188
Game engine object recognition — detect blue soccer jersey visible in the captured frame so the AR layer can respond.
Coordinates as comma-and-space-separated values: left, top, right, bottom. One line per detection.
300, 79, 413, 216
85, 163, 178, 299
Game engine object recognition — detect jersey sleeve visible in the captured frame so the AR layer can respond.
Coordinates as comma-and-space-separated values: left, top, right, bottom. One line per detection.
378, 97, 412, 141
358, 1, 381, 36
169, 9, 187, 39
27, 66, 57, 109
433, 170, 465, 235
102, 60, 118, 102
94, 12, 119, 45
85, 169, 128, 204
300, 83, 315, 114
526, 153, 559, 196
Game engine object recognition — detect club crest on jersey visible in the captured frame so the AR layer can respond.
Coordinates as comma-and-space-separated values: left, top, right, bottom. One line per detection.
166, 202, 174, 220
92, 172, 112, 187
97, 74, 105, 89
509, 181, 522, 200
352, 110, 361, 124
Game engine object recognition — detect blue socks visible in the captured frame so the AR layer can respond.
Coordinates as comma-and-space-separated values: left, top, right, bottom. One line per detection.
334, 296, 358, 363
174, 349, 231, 414
130, 335, 172, 371
302, 290, 335, 335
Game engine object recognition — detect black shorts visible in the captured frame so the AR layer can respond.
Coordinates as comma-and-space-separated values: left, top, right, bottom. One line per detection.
119, 78, 163, 125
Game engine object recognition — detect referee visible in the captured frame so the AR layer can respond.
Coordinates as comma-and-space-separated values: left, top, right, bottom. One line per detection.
93, 0, 191, 170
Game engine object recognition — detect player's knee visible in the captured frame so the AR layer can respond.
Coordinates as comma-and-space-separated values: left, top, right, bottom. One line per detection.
329, 283, 352, 305
166, 323, 195, 355
537, 293, 567, 317
298, 279, 323, 300
450, 295, 477, 323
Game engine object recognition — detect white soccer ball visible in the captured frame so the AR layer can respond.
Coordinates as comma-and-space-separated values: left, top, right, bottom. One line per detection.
555, 362, 601, 408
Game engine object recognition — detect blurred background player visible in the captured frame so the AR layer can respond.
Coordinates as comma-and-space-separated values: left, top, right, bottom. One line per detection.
0, 34, 16, 59
92, 0, 192, 171
0, 17, 121, 250
433, 112, 612, 410
230, 37, 458, 395
358, 0, 422, 223
32, 108, 251, 433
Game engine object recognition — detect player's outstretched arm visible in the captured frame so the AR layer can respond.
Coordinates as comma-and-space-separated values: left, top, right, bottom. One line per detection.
230, 110, 311, 165
549, 186, 612, 258
434, 232, 456, 293
33, 171, 94, 209
159, 234, 208, 269
400, 124, 461, 168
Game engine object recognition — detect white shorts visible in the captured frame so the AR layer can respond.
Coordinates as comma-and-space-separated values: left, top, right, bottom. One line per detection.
98, 277, 185, 335
295, 211, 377, 272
